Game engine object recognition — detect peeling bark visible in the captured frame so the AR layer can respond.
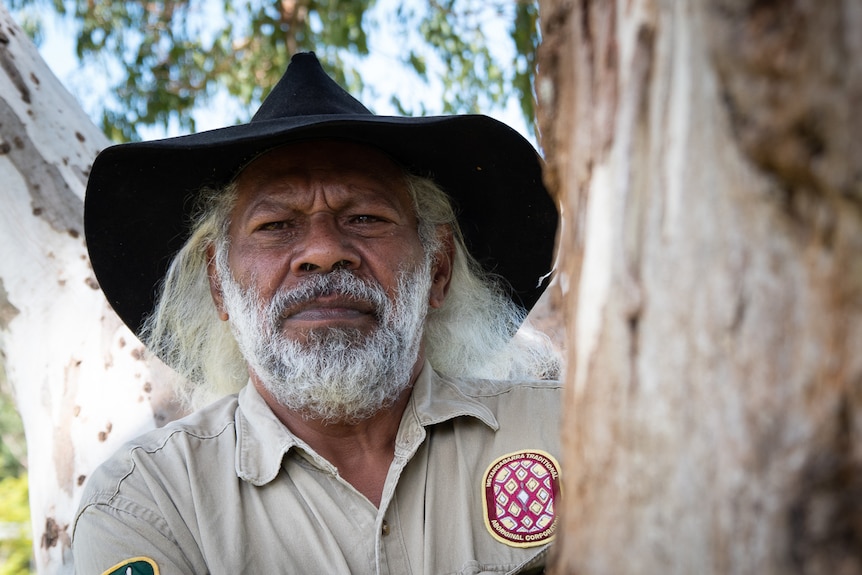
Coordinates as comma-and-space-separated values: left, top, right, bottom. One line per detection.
0, 95, 85, 235
0, 278, 21, 330
538, 0, 862, 573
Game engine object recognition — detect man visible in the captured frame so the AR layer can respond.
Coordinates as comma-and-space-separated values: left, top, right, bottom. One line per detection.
74, 52, 562, 574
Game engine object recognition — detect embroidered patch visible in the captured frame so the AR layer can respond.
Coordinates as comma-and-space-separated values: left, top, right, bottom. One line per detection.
482, 450, 561, 548
101, 557, 159, 575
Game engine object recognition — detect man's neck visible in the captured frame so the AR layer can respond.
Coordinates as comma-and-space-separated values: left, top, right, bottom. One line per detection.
251, 362, 423, 507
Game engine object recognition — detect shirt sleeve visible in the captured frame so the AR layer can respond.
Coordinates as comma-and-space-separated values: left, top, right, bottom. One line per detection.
73, 497, 200, 575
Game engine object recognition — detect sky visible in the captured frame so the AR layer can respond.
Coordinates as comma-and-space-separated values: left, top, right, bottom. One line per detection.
12, 0, 532, 142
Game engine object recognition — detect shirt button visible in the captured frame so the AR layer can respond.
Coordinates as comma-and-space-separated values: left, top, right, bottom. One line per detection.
381, 520, 390, 537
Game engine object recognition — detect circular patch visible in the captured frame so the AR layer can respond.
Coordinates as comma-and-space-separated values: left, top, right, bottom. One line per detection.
482, 450, 561, 547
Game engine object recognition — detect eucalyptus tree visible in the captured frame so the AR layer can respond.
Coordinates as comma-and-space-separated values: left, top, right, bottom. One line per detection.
538, 1, 862, 573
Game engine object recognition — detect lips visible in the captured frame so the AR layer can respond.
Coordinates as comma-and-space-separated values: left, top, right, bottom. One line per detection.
265, 270, 390, 329
281, 295, 379, 324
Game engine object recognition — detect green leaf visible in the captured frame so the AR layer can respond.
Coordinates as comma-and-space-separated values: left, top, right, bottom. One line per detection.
10, 0, 540, 141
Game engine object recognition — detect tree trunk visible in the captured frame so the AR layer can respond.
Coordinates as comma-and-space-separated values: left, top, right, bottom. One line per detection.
537, 0, 862, 573
0, 7, 182, 573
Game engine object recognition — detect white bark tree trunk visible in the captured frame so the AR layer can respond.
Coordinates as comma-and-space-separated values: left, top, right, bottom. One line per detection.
0, 7, 182, 573
537, 0, 862, 573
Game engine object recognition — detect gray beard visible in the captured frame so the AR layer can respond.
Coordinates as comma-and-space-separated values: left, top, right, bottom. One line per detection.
217, 256, 433, 424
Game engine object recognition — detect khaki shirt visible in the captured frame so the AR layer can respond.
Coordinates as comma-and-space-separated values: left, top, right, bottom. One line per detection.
73, 364, 562, 574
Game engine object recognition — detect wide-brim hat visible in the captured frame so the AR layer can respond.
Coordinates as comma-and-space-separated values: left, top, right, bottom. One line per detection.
84, 52, 558, 336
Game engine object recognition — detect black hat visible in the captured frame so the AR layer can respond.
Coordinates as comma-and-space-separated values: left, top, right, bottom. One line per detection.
84, 52, 558, 336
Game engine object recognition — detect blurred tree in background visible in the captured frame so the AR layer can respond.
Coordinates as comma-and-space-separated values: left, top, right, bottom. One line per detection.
9, 0, 540, 142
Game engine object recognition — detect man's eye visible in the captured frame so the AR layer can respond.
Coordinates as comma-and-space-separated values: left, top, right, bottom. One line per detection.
257, 221, 290, 231
351, 215, 383, 224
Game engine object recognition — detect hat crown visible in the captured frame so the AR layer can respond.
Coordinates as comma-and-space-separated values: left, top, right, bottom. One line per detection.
251, 52, 372, 122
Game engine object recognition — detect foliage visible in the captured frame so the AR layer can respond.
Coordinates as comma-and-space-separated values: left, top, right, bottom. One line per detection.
9, 0, 540, 142
392, 1, 539, 126
0, 366, 31, 574
0, 474, 33, 575
0, 368, 26, 479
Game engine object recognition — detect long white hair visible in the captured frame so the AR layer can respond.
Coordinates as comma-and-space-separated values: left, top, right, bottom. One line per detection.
141, 172, 561, 409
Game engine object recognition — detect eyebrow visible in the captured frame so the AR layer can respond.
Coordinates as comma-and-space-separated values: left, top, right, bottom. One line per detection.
240, 182, 410, 217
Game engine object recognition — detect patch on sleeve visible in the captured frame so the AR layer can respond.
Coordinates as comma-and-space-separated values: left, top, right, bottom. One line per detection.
482, 450, 561, 548
101, 557, 159, 575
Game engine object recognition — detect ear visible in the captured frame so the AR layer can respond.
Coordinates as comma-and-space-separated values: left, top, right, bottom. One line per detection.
428, 227, 455, 309
206, 244, 230, 321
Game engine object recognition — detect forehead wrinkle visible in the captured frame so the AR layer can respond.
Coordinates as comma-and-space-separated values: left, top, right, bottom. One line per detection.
239, 172, 413, 218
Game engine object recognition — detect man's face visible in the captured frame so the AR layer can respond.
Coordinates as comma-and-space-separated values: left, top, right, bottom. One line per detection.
208, 140, 451, 421
222, 140, 438, 337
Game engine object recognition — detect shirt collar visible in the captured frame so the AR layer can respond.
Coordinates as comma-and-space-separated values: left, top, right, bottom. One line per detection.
235, 383, 306, 485
234, 362, 499, 485
408, 361, 499, 430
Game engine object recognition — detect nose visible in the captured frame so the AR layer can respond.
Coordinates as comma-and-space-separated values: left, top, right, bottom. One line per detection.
291, 214, 359, 274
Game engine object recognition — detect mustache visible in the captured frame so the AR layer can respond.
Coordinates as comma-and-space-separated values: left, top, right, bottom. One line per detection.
263, 269, 390, 325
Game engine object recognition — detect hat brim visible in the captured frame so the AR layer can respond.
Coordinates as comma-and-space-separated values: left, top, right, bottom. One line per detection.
84, 114, 558, 336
